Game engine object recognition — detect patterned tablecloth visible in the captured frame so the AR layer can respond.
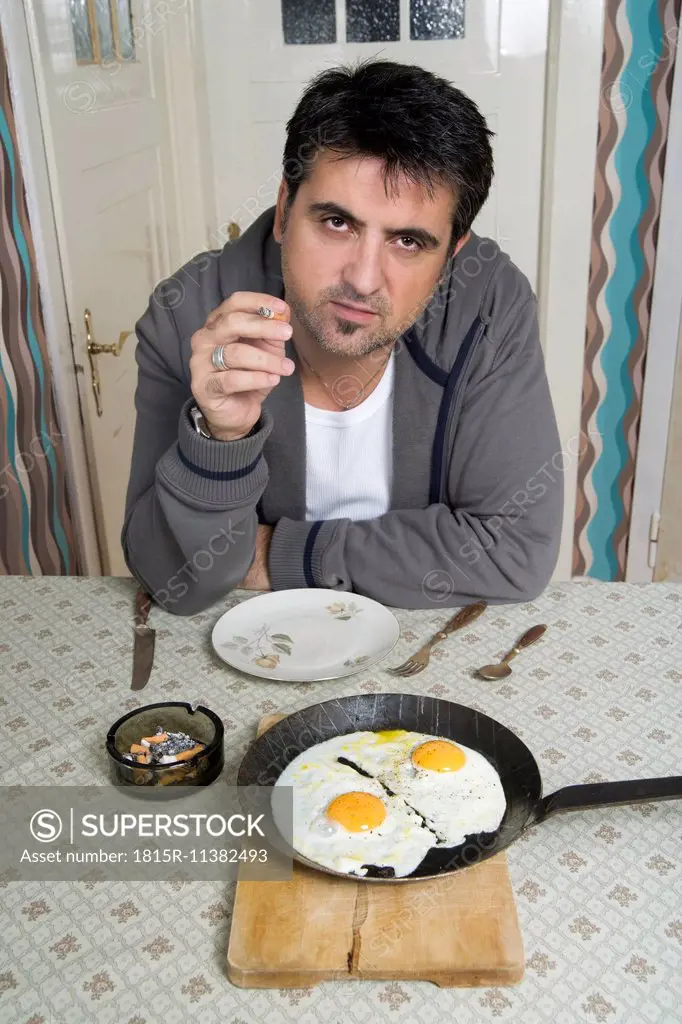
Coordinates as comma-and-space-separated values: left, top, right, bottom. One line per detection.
0, 576, 681, 1024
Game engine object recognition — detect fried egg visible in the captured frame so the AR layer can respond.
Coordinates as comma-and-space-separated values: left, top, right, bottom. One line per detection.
273, 749, 434, 877
337, 730, 507, 847
273, 729, 506, 858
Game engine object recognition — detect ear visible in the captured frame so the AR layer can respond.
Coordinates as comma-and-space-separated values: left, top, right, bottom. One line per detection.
273, 181, 289, 243
453, 231, 470, 257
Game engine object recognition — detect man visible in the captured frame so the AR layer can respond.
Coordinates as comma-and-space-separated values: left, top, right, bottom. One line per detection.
122, 59, 563, 615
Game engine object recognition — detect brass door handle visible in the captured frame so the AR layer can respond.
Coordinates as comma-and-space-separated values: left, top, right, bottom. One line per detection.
84, 308, 132, 417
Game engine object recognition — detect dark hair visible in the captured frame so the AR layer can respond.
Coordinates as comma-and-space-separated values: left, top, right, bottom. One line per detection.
282, 58, 495, 251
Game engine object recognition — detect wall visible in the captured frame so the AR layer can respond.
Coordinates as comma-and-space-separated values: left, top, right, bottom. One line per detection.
573, 0, 682, 580
0, 28, 77, 575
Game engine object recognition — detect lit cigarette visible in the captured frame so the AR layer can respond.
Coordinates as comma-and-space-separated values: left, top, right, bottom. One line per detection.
257, 305, 288, 321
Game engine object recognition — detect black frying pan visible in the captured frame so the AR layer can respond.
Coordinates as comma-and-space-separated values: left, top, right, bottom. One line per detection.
237, 693, 682, 883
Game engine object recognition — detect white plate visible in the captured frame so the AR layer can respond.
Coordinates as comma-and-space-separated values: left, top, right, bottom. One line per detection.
211, 589, 400, 682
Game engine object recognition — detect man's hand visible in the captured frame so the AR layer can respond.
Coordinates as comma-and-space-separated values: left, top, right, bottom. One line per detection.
239, 525, 273, 591
189, 292, 295, 441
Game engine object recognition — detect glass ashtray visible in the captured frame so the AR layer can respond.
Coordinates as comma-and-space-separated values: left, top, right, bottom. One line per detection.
106, 701, 224, 787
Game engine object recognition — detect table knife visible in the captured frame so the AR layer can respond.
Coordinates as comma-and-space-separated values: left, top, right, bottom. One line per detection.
131, 587, 155, 690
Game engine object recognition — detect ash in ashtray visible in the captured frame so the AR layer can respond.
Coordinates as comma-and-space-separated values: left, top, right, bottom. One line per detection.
121, 726, 205, 766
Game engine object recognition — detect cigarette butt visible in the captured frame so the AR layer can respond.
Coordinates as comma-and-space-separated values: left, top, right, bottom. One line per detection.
136, 753, 150, 764
142, 733, 168, 744
272, 311, 288, 322
174, 743, 205, 762
130, 743, 147, 754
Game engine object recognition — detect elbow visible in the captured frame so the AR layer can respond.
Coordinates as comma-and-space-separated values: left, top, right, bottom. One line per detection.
507, 573, 549, 605
503, 524, 561, 604
123, 548, 238, 618
143, 576, 239, 617
152, 587, 232, 617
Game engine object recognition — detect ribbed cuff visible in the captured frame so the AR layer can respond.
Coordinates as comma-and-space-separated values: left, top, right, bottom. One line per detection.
268, 517, 338, 589
157, 398, 273, 504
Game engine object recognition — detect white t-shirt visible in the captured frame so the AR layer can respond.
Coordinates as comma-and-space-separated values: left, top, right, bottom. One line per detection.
304, 354, 395, 521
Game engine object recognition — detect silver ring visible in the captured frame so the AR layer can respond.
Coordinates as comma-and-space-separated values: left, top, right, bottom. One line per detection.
257, 305, 274, 319
211, 344, 229, 371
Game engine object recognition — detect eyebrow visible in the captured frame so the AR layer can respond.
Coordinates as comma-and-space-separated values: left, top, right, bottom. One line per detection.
308, 200, 443, 250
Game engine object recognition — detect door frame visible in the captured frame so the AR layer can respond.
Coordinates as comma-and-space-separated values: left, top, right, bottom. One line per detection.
626, 24, 682, 582
1, 0, 212, 574
537, 0, 607, 581
4, 0, 606, 580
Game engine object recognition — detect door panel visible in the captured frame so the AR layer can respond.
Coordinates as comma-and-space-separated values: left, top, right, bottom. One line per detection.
202, 0, 549, 287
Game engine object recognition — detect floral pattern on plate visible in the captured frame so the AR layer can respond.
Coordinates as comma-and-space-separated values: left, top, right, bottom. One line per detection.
327, 601, 363, 621
220, 625, 293, 670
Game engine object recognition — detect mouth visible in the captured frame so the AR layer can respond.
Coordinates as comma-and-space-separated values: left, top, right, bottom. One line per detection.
330, 300, 378, 323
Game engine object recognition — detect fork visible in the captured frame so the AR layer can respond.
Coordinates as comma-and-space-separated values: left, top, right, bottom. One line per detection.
388, 601, 488, 677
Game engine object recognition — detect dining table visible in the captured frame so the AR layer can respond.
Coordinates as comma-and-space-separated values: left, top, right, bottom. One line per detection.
0, 573, 680, 1024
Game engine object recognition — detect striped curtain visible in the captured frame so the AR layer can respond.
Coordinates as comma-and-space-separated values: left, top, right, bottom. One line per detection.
0, 32, 77, 574
574, 0, 682, 579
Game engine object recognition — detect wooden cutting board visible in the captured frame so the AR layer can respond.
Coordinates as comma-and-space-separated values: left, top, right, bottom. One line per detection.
227, 714, 524, 988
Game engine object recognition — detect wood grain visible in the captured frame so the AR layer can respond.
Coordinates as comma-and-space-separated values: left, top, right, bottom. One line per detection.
227, 714, 525, 988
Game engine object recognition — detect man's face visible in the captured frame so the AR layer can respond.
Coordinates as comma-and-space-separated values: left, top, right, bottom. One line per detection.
274, 152, 462, 358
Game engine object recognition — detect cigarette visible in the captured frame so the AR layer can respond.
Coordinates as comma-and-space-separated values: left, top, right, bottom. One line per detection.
257, 305, 288, 321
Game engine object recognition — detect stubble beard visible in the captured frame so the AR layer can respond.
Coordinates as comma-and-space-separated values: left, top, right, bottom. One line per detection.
280, 236, 450, 359
289, 290, 399, 357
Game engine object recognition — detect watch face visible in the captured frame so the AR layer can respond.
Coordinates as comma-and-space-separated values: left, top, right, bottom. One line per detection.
191, 406, 211, 438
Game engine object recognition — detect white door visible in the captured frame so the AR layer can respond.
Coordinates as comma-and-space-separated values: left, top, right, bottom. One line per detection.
200, 0, 549, 288
23, 0, 205, 574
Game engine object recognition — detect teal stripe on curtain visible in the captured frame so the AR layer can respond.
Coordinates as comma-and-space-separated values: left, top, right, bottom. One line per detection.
0, 30, 78, 575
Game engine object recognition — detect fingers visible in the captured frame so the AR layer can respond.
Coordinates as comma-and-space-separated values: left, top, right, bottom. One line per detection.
205, 369, 281, 398
207, 292, 290, 327
189, 294, 295, 424
208, 341, 295, 376
224, 310, 293, 342
189, 341, 293, 385
196, 311, 293, 352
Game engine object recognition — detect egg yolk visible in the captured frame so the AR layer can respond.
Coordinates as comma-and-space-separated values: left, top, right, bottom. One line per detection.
411, 740, 466, 772
375, 729, 408, 743
326, 792, 387, 832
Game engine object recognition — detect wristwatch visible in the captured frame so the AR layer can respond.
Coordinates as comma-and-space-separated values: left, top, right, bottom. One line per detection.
189, 404, 259, 440
189, 404, 213, 439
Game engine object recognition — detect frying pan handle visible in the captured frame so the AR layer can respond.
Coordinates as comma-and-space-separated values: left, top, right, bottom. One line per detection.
529, 776, 682, 825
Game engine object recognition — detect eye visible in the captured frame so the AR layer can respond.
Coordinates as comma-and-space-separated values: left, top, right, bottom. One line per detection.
324, 215, 348, 231
396, 236, 422, 252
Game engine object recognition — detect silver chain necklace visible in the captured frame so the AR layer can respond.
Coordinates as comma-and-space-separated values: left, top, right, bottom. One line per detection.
295, 347, 388, 410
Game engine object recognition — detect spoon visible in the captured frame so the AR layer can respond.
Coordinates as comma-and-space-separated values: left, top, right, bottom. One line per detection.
477, 624, 547, 680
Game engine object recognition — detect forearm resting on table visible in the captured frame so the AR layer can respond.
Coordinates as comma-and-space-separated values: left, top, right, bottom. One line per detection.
239, 525, 273, 591
266, 498, 562, 608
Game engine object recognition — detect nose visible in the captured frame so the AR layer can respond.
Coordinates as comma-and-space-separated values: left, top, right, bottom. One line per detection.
341, 232, 385, 299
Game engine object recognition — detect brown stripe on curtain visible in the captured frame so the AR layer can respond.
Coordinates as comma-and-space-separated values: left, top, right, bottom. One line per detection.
0, 28, 78, 575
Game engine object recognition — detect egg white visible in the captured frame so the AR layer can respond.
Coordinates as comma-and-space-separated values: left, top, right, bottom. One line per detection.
273, 743, 434, 877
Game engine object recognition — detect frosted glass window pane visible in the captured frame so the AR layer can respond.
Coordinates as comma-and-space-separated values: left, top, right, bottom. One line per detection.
282, 0, 336, 44
410, 0, 466, 40
116, 0, 135, 60
70, 0, 94, 62
347, 0, 400, 42
94, 0, 116, 61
